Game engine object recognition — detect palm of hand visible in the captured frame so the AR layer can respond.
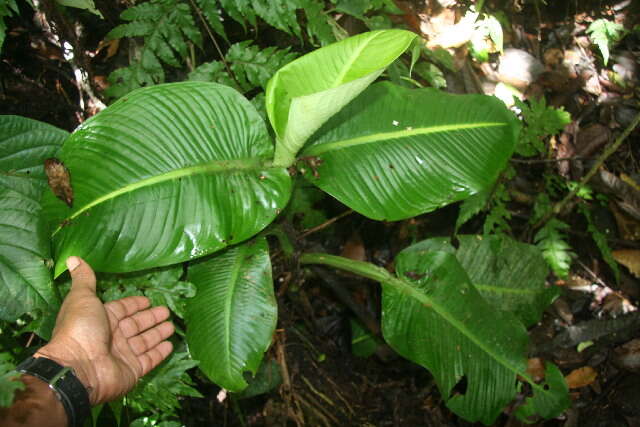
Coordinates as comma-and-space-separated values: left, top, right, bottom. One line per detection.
35, 258, 174, 405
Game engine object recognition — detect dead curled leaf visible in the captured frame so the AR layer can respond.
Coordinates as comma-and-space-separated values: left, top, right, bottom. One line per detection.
44, 158, 73, 207
613, 249, 640, 278
565, 366, 598, 389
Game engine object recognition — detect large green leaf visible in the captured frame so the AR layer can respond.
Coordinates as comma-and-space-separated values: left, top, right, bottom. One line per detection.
400, 235, 559, 327
301, 82, 519, 221
42, 82, 292, 276
185, 237, 277, 392
266, 29, 416, 167
456, 235, 559, 327
300, 252, 569, 424
0, 115, 66, 321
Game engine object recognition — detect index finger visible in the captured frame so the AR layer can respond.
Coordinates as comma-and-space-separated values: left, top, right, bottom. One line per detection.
105, 296, 151, 321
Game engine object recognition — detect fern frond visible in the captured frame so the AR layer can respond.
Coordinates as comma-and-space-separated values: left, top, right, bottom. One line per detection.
227, 41, 298, 91
219, 0, 255, 28
189, 41, 297, 93
106, 0, 201, 97
535, 219, 574, 278
579, 203, 620, 282
193, 0, 227, 40
483, 183, 511, 235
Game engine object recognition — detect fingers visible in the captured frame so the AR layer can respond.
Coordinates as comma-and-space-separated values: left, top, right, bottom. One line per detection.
138, 341, 174, 376
66, 256, 97, 294
119, 306, 170, 338
105, 296, 151, 321
128, 321, 174, 355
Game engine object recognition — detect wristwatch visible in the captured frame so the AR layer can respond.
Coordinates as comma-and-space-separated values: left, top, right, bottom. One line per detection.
16, 356, 91, 427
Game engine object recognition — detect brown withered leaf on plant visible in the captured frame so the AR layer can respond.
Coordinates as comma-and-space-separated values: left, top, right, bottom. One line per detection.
44, 158, 73, 207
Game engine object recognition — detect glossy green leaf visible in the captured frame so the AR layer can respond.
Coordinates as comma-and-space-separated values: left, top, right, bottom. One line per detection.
300, 251, 569, 424
387, 249, 567, 424
266, 29, 416, 167
302, 82, 519, 221
516, 362, 570, 421
456, 235, 559, 327
185, 237, 277, 392
42, 82, 292, 276
0, 115, 66, 321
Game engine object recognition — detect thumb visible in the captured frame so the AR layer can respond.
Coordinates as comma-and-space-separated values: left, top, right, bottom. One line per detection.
66, 256, 97, 294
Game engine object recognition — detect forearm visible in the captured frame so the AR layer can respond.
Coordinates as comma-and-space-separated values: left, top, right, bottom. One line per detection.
0, 374, 68, 427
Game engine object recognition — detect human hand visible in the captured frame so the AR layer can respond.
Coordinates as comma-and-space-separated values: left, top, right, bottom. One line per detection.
34, 256, 175, 405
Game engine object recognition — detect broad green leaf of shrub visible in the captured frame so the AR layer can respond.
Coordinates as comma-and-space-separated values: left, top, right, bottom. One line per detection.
455, 235, 559, 327
301, 82, 519, 221
301, 250, 569, 424
395, 235, 559, 327
386, 249, 568, 424
516, 362, 570, 422
0, 115, 66, 321
42, 82, 292, 276
185, 237, 277, 392
266, 29, 416, 167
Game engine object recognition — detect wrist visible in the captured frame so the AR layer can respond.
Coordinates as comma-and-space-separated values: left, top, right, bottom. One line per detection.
34, 344, 98, 405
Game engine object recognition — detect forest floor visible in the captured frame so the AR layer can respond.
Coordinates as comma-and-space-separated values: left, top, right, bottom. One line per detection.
2, 0, 640, 426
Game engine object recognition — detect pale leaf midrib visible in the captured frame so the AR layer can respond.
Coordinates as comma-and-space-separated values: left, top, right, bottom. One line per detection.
388, 274, 551, 397
51, 158, 269, 236
303, 122, 507, 157
474, 283, 538, 295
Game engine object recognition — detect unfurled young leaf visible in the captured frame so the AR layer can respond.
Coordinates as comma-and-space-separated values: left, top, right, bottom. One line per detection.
44, 158, 73, 208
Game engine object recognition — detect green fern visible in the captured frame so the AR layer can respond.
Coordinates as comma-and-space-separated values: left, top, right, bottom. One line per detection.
587, 18, 626, 65
0, 352, 24, 407
579, 203, 620, 282
188, 41, 298, 93
106, 0, 202, 97
535, 219, 574, 278
514, 97, 571, 157
483, 182, 511, 235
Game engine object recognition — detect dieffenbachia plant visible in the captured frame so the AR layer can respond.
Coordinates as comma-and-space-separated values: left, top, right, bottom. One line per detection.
1, 29, 569, 424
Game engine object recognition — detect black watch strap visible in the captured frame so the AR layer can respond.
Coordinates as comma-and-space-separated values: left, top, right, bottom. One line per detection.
16, 356, 91, 427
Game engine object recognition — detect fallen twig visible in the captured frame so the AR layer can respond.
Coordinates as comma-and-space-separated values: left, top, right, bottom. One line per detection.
297, 210, 354, 240
534, 110, 640, 229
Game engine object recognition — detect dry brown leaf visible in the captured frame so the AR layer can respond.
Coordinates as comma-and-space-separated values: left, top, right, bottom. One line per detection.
341, 233, 366, 262
613, 339, 640, 373
565, 366, 597, 389
610, 202, 640, 241
44, 158, 73, 207
527, 358, 546, 382
613, 249, 640, 278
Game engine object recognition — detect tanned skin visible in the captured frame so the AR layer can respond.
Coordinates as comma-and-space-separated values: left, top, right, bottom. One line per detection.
1, 256, 175, 426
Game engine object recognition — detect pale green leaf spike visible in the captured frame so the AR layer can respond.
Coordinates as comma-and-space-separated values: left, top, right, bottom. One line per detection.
266, 29, 417, 167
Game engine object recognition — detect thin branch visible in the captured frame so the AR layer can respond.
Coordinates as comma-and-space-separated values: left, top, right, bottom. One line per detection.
186, 0, 239, 86
534, 110, 640, 229
297, 210, 354, 240
510, 156, 590, 164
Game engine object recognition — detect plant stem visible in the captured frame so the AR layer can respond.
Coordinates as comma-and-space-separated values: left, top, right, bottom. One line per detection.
300, 253, 393, 283
534, 110, 640, 229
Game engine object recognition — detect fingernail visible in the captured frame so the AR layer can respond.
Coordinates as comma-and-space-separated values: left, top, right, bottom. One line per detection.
66, 256, 80, 272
